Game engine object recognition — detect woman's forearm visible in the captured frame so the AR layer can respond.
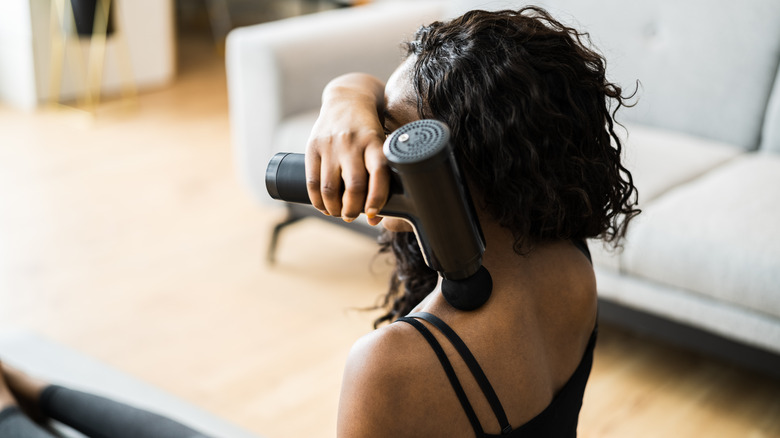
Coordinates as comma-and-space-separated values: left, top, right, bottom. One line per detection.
321, 73, 386, 116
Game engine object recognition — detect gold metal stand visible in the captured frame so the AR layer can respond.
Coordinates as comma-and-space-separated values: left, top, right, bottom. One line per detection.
48, 0, 137, 115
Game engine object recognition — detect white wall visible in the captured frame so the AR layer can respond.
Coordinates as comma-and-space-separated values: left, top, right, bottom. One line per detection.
0, 0, 38, 109
0, 0, 176, 109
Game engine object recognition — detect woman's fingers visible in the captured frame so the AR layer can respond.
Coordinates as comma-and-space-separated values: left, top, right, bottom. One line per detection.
340, 150, 369, 221
307, 128, 388, 221
319, 142, 346, 217
305, 143, 326, 213
364, 143, 389, 224
306, 134, 373, 219
306, 137, 346, 217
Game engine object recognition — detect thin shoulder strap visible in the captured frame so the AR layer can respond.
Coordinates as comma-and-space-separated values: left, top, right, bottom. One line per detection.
572, 239, 592, 264
397, 317, 485, 436
410, 312, 513, 435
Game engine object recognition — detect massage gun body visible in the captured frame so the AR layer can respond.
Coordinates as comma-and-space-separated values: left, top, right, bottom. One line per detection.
266, 120, 492, 310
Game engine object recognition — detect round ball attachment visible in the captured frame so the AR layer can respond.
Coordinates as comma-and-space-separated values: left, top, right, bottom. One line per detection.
441, 266, 493, 311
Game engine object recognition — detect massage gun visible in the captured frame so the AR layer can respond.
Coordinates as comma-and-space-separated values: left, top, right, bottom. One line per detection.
265, 119, 492, 310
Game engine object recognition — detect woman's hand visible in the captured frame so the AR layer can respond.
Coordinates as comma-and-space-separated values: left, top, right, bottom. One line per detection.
305, 73, 390, 226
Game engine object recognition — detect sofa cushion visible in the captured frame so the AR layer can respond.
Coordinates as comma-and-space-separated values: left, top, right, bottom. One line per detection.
589, 123, 741, 274
622, 154, 780, 320
620, 123, 742, 203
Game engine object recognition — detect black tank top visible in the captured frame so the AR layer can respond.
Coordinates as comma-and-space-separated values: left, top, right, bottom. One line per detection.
396, 240, 596, 437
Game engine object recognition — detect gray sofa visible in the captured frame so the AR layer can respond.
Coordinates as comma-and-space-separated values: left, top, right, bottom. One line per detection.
226, 0, 780, 365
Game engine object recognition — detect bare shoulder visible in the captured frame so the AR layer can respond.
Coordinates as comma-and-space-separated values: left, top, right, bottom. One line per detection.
337, 320, 449, 438
532, 241, 598, 382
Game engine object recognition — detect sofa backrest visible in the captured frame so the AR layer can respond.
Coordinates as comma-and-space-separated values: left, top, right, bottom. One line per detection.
444, 0, 780, 151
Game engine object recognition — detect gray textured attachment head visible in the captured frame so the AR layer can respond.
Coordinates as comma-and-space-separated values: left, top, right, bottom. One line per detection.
384, 120, 450, 164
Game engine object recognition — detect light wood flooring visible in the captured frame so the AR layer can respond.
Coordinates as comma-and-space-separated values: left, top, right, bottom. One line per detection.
1, 34, 778, 438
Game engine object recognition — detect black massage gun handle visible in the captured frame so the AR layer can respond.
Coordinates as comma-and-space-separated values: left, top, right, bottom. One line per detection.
265, 152, 407, 215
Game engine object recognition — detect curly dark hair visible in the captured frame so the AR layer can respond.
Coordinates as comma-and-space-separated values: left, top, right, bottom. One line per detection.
374, 6, 640, 326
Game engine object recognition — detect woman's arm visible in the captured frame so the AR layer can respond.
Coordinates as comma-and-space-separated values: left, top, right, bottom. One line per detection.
305, 73, 390, 226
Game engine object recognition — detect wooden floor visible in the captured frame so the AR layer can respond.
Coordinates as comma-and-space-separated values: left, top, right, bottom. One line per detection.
1, 34, 778, 438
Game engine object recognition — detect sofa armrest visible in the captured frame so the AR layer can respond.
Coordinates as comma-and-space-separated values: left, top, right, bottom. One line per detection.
226, 1, 446, 205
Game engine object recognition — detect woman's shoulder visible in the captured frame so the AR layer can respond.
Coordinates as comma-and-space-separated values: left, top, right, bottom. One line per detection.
345, 321, 422, 378
337, 320, 461, 437
336, 240, 598, 437
340, 322, 430, 395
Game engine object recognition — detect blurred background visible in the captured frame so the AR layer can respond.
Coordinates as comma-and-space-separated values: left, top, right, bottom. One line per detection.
1, 1, 779, 437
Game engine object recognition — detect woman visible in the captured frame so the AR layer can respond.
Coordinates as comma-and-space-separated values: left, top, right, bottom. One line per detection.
0, 6, 638, 438
307, 6, 638, 437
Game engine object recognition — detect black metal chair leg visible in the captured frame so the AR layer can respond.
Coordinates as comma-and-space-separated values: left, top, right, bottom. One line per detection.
267, 205, 307, 264
266, 203, 381, 264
